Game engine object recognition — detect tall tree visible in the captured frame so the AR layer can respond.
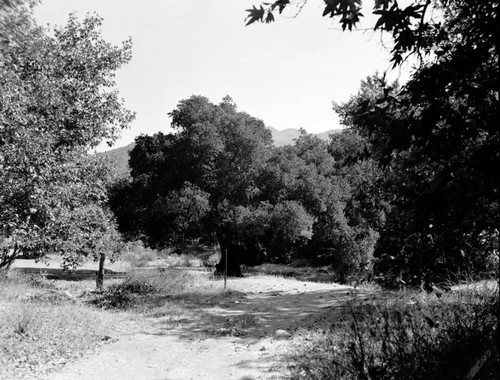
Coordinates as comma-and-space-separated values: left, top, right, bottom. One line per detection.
0, 3, 133, 272
334, 1, 499, 283
258, 131, 385, 281
113, 98, 386, 280
112, 96, 275, 275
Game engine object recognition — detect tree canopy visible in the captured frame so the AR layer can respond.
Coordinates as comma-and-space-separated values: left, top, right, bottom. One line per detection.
333, 1, 499, 283
246, 0, 462, 66
1, 2, 133, 269
111, 96, 384, 280
246, 0, 499, 283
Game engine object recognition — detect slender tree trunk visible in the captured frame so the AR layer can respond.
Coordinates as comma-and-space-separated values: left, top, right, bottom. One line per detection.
0, 243, 19, 274
96, 251, 106, 290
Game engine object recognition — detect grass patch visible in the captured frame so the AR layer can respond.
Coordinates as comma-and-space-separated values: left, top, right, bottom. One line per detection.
0, 274, 113, 379
92, 268, 241, 310
290, 284, 499, 380
243, 263, 334, 283
118, 241, 211, 268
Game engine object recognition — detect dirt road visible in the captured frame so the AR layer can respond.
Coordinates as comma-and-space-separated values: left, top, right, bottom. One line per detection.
46, 275, 360, 380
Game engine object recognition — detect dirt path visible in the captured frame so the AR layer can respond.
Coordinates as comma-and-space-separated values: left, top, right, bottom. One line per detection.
46, 275, 361, 380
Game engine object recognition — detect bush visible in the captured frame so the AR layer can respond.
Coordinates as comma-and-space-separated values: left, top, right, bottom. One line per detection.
119, 241, 165, 267
92, 268, 196, 308
291, 285, 499, 380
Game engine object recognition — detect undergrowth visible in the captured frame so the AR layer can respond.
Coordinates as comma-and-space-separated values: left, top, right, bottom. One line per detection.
0, 274, 112, 379
92, 268, 239, 309
291, 284, 499, 380
243, 263, 335, 283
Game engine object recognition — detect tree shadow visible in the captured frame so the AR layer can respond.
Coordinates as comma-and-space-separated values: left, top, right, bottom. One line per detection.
11, 267, 127, 281
142, 284, 367, 377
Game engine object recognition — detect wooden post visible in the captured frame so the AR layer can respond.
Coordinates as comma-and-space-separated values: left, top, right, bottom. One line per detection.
224, 248, 227, 289
96, 251, 106, 290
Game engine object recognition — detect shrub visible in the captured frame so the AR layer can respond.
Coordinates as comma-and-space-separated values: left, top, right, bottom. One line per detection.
291, 285, 499, 380
119, 241, 167, 267
92, 268, 196, 308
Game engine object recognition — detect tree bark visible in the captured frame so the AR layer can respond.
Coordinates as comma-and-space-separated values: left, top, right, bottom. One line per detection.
96, 251, 106, 290
0, 243, 19, 273
215, 232, 242, 277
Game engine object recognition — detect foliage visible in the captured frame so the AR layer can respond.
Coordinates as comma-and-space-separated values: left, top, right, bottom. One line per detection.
258, 132, 386, 280
291, 287, 499, 379
335, 0, 499, 283
245, 0, 499, 284
0, 3, 133, 269
111, 95, 387, 280
92, 268, 195, 309
91, 268, 238, 310
246, 0, 453, 66
111, 96, 273, 273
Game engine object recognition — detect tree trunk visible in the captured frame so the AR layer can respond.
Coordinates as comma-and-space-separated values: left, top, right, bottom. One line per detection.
216, 249, 242, 277
215, 233, 242, 277
96, 251, 106, 290
0, 243, 19, 274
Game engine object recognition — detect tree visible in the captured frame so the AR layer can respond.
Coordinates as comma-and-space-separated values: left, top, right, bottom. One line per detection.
246, 0, 454, 66
256, 131, 386, 281
334, 1, 499, 284
112, 98, 388, 280
247, 0, 499, 279
0, 2, 133, 277
112, 96, 275, 275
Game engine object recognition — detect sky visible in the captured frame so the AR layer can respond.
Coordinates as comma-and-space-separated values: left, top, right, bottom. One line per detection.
34, 0, 411, 151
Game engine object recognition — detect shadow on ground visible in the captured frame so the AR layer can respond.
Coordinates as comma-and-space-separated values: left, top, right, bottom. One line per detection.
183, 288, 363, 337
145, 282, 368, 378
11, 267, 127, 280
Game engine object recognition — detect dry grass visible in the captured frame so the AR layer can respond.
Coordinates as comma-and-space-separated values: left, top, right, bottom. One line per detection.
91, 267, 241, 311
0, 265, 240, 378
117, 241, 210, 268
0, 273, 114, 379
289, 283, 499, 380
243, 263, 335, 283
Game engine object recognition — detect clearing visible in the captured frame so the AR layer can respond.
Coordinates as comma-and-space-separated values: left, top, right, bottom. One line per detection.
39, 271, 361, 380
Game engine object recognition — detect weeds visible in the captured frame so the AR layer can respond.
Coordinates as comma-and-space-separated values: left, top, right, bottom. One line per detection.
244, 263, 334, 282
92, 268, 239, 309
118, 241, 208, 268
291, 285, 499, 380
0, 275, 112, 379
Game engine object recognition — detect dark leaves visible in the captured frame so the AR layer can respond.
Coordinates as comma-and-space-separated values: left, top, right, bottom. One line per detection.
245, 5, 265, 26
265, 11, 275, 23
270, 0, 290, 14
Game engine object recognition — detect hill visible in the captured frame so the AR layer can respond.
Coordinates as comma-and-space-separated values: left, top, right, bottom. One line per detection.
268, 127, 339, 147
99, 127, 340, 178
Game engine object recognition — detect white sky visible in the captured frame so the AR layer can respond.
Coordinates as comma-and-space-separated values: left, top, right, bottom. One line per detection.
34, 0, 411, 150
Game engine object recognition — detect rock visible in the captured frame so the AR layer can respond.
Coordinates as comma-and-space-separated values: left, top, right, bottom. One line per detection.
18, 292, 32, 302
64, 290, 74, 299
275, 329, 292, 339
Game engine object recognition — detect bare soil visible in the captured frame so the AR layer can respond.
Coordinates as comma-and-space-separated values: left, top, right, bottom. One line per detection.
41, 274, 361, 380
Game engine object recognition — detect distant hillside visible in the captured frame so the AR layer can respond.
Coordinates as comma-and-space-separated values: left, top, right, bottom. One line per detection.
98, 143, 134, 178
99, 127, 340, 178
268, 127, 340, 147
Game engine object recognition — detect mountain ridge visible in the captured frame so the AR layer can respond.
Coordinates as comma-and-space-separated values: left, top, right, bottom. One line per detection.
100, 127, 340, 177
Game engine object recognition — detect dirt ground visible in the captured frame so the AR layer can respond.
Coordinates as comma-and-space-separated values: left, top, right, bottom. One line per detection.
39, 274, 362, 380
